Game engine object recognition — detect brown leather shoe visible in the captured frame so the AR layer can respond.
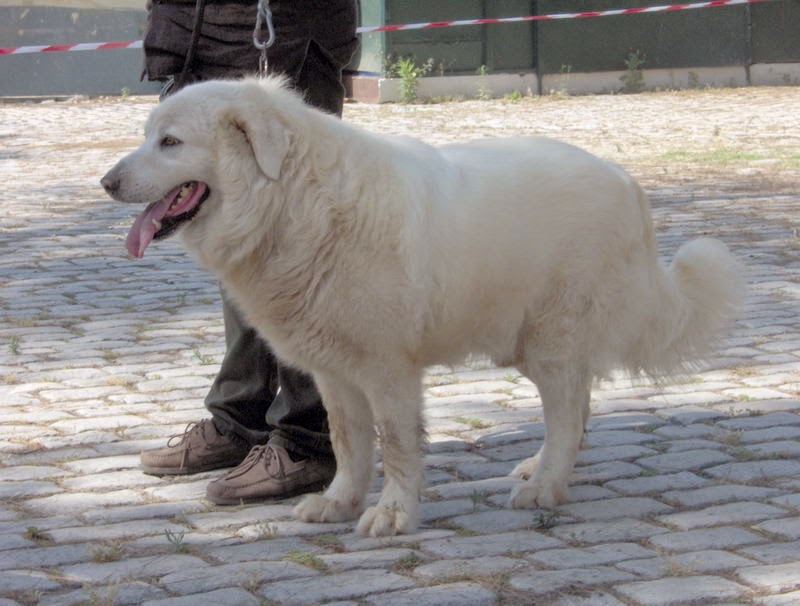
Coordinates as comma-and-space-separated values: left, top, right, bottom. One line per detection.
205, 444, 335, 505
140, 419, 250, 476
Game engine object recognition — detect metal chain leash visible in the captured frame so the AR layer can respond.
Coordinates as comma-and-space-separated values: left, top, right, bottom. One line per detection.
253, 0, 276, 76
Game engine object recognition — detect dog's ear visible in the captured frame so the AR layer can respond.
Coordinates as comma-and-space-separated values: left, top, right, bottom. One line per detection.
226, 110, 290, 181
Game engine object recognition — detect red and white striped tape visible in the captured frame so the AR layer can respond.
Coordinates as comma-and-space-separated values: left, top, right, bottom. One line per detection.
0, 0, 776, 56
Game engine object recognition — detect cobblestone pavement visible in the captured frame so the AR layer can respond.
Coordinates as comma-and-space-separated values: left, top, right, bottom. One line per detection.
1, 87, 799, 606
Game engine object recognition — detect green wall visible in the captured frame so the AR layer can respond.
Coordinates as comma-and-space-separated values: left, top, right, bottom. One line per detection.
359, 0, 800, 76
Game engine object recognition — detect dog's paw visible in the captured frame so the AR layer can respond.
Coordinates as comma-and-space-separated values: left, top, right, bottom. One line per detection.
293, 493, 360, 523
510, 454, 540, 480
506, 476, 568, 510
356, 505, 417, 537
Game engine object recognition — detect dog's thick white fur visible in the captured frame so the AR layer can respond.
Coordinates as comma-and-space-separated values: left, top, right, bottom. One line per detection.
103, 77, 742, 536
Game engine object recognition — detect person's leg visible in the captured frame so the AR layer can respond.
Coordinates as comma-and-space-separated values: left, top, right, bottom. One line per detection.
143, 0, 357, 492
204, 292, 273, 445
260, 1, 357, 459
205, 2, 359, 501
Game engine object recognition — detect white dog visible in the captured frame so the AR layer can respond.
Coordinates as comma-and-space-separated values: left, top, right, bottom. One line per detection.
102, 77, 741, 536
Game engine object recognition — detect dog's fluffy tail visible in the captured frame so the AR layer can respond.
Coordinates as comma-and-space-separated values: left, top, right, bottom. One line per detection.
627, 237, 744, 377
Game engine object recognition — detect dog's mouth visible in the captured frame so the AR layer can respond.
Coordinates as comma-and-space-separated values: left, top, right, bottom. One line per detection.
126, 181, 209, 258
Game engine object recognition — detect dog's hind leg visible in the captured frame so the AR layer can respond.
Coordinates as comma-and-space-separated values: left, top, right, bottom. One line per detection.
355, 369, 426, 537
294, 371, 375, 524
507, 360, 590, 509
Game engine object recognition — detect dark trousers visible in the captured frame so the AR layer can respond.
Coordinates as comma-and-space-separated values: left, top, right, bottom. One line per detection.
146, 0, 359, 459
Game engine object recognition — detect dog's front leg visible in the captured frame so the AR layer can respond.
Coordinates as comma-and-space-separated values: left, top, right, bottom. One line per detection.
356, 371, 425, 537
293, 372, 375, 524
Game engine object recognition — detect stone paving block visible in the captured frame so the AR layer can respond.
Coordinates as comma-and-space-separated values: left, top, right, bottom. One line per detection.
550, 518, 670, 545
425, 476, 521, 500
654, 403, 730, 421
59, 554, 209, 585
320, 547, 420, 571
527, 542, 657, 569
341, 529, 454, 553
61, 454, 140, 474
736, 562, 800, 592
420, 498, 482, 522
615, 575, 749, 605
420, 530, 562, 558
258, 569, 416, 605
584, 429, 659, 447
557, 497, 672, 522
238, 519, 352, 539
508, 565, 637, 595
0, 534, 35, 552
542, 591, 628, 606
425, 394, 511, 417
60, 469, 162, 491
649, 526, 768, 552
577, 444, 657, 465
616, 549, 757, 578
143, 478, 213, 502
0, 480, 63, 499
587, 413, 665, 432
81, 500, 207, 525
0, 569, 62, 593
142, 588, 260, 606
658, 501, 789, 530
38, 581, 167, 606
363, 582, 496, 606
739, 425, 800, 444
412, 556, 529, 581
48, 518, 189, 545
649, 392, 731, 407
706, 460, 800, 483
159, 560, 317, 593
750, 440, 800, 458
662, 484, 784, 508
0, 515, 78, 537
738, 540, 800, 564
717, 412, 800, 431
39, 386, 126, 402
755, 517, 800, 540
663, 437, 727, 452
450, 461, 516, 481
50, 415, 150, 433
34, 432, 123, 454
0, 543, 94, 571
448, 509, 549, 534
571, 461, 644, 483
0, 465, 72, 482
604, 471, 706, 496
637, 448, 733, 472
755, 589, 800, 605
476, 439, 542, 462
654, 423, 716, 440
769, 493, 800, 508
719, 400, 800, 414
23, 489, 146, 515
587, 399, 659, 415
427, 380, 518, 397
723, 387, 793, 400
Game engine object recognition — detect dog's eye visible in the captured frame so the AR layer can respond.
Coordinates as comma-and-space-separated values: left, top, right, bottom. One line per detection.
160, 135, 181, 147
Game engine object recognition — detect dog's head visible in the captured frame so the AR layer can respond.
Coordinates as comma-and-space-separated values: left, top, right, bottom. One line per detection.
101, 77, 297, 259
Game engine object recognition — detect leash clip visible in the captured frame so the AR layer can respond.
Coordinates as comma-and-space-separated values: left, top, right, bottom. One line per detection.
253, 0, 275, 76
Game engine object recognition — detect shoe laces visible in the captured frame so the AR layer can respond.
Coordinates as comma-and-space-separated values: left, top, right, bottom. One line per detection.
239, 444, 283, 475
166, 419, 212, 449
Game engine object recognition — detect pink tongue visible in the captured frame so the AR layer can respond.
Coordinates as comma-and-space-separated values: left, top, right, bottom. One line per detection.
126, 194, 175, 258
125, 183, 207, 258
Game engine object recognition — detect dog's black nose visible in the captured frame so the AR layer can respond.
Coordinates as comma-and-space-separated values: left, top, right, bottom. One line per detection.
100, 174, 119, 195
